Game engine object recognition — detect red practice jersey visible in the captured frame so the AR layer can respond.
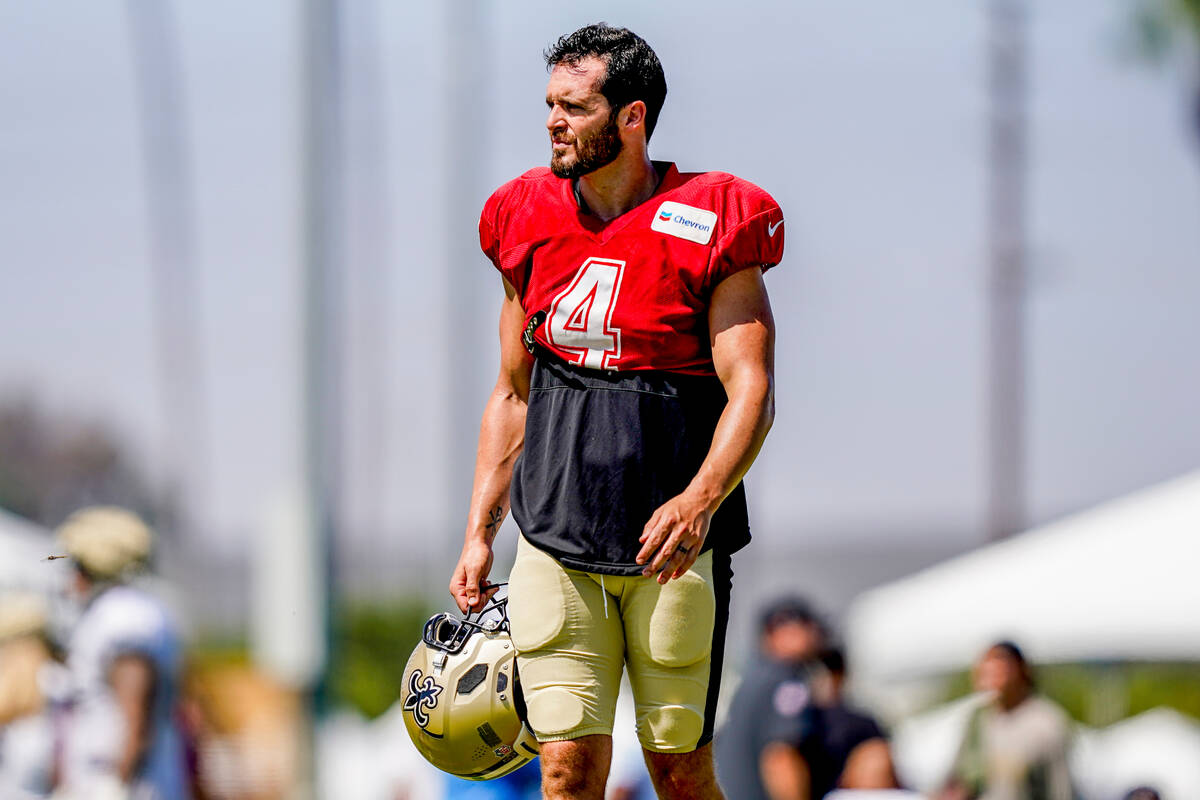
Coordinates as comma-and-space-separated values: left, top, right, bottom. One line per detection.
479, 162, 784, 375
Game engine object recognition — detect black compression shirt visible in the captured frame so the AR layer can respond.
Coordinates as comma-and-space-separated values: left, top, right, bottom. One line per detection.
511, 356, 751, 575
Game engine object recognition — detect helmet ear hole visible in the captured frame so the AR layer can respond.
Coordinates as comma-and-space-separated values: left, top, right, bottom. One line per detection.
435, 618, 458, 644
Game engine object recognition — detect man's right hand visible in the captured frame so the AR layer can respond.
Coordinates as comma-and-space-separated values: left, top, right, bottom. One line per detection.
449, 539, 497, 613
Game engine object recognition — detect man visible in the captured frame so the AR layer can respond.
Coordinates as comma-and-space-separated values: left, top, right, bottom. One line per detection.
55, 507, 190, 800
803, 647, 898, 795
715, 597, 823, 800
448, 23, 783, 800
939, 641, 1073, 800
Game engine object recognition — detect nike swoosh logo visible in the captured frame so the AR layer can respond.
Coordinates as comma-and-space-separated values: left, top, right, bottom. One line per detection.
767, 219, 784, 237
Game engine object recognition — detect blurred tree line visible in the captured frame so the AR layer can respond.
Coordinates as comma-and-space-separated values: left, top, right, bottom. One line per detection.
328, 600, 434, 718
1132, 0, 1200, 149
942, 662, 1200, 728
191, 599, 433, 720
0, 394, 166, 529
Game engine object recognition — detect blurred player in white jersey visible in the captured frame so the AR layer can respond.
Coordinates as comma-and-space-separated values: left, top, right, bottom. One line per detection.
55, 507, 190, 800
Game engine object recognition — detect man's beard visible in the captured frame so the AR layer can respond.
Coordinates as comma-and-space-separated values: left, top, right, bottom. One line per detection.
550, 115, 623, 179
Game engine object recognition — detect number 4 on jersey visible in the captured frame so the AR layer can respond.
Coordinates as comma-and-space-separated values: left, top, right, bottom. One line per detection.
547, 257, 625, 370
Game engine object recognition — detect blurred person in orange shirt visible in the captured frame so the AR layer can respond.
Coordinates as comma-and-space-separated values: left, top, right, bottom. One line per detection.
938, 641, 1073, 800
0, 593, 66, 798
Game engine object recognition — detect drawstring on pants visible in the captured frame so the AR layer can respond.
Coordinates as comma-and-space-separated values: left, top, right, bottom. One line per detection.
600, 574, 609, 619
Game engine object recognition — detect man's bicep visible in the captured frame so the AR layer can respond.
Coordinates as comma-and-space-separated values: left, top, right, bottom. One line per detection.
709, 267, 775, 388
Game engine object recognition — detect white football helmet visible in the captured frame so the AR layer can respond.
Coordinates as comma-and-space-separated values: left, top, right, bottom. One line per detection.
401, 594, 539, 780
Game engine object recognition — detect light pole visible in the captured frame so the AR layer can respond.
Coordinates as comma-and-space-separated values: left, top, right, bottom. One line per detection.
985, 0, 1029, 542
125, 0, 203, 539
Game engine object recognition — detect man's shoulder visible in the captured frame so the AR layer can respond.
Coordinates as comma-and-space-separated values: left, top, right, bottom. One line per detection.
1024, 694, 1072, 730
482, 167, 566, 236
671, 170, 780, 213
83, 586, 176, 648
488, 167, 560, 204
821, 702, 886, 741
666, 169, 783, 245
742, 657, 812, 692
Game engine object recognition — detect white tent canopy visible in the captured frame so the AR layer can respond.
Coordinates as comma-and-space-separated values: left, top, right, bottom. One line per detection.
846, 471, 1200, 686
0, 507, 61, 594
1072, 708, 1200, 800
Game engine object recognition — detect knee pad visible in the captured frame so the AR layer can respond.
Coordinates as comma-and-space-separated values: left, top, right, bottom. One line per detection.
638, 705, 704, 752
525, 686, 586, 736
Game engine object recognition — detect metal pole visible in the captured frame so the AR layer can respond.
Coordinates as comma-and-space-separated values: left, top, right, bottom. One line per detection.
442, 1, 492, 588
986, 0, 1029, 541
344, 0, 393, 594
125, 0, 203, 539
299, 0, 343, 792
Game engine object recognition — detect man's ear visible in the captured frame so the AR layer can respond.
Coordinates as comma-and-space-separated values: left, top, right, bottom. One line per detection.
621, 100, 648, 134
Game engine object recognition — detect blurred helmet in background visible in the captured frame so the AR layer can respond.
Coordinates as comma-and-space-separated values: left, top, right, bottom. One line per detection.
0, 592, 47, 642
401, 601, 538, 781
56, 506, 154, 581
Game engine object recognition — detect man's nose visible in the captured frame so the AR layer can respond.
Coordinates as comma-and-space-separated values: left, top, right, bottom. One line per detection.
546, 106, 567, 133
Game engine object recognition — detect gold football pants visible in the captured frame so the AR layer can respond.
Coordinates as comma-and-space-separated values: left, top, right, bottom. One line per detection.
506, 534, 731, 753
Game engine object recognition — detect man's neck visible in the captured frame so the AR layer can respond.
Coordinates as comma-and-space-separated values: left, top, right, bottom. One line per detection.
997, 685, 1032, 712
575, 152, 660, 222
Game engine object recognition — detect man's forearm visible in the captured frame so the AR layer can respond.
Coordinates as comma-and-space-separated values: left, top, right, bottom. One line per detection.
450, 284, 531, 611
692, 264, 775, 515
685, 372, 773, 513
463, 387, 527, 544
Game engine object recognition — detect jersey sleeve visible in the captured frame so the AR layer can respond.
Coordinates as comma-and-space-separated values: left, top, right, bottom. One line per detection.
479, 175, 539, 297
708, 182, 785, 290
478, 187, 513, 287
95, 592, 175, 670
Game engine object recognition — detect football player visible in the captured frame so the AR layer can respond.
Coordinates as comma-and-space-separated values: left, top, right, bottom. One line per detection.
56, 508, 190, 800
449, 23, 783, 800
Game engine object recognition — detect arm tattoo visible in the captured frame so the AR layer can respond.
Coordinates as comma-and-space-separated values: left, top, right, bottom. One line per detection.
485, 506, 505, 539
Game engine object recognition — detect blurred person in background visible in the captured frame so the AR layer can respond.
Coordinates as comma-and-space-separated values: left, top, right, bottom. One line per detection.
714, 597, 823, 800
802, 646, 898, 795
938, 641, 1072, 800
54, 507, 190, 800
0, 593, 65, 798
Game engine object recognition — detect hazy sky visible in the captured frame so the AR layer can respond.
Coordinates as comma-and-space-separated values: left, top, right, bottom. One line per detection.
2, 0, 1198, 565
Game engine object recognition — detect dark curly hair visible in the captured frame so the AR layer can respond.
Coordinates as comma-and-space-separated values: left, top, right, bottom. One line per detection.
544, 23, 668, 142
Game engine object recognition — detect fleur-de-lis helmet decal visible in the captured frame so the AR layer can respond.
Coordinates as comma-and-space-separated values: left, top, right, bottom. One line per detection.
404, 669, 444, 729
